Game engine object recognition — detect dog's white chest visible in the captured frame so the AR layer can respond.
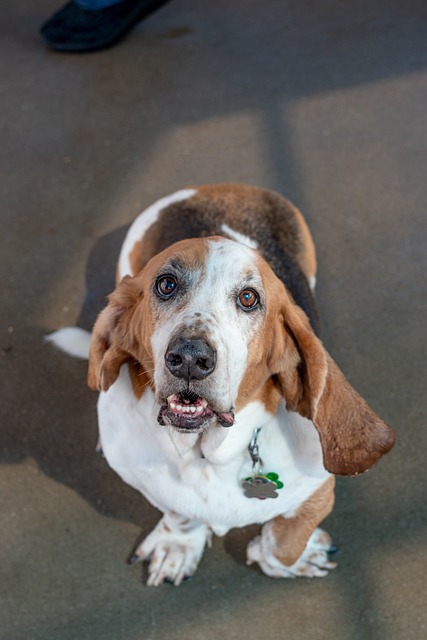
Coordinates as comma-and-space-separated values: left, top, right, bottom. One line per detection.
97, 367, 329, 535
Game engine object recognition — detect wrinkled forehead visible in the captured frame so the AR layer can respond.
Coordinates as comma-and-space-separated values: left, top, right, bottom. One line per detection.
146, 237, 262, 286
204, 237, 261, 285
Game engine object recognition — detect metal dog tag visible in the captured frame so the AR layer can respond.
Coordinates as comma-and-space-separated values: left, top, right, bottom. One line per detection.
242, 475, 279, 500
242, 429, 284, 499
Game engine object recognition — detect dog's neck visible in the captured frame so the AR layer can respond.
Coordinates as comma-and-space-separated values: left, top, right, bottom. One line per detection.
158, 401, 275, 467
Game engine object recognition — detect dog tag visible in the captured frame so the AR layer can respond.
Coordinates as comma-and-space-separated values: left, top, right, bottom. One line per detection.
242, 475, 279, 500
243, 429, 284, 499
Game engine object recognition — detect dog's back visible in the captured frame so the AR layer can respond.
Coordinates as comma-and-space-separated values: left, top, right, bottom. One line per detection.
118, 183, 319, 331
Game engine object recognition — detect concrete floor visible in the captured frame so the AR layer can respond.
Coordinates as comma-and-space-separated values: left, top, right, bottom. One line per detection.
1, 0, 427, 638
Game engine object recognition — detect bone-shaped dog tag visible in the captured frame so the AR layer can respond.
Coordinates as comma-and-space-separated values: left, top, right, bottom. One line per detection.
242, 475, 279, 499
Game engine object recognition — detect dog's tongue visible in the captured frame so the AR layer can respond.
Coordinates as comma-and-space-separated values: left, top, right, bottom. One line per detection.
217, 411, 235, 427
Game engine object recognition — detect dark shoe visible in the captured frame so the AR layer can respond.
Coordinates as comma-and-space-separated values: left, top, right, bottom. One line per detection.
40, 0, 172, 52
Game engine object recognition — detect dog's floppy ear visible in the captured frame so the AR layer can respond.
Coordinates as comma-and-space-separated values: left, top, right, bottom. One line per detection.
88, 276, 142, 392
272, 292, 395, 476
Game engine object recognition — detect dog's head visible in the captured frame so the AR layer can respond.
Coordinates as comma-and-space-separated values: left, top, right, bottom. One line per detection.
88, 236, 395, 476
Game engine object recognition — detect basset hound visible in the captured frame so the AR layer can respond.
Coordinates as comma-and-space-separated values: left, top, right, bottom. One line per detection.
49, 183, 395, 586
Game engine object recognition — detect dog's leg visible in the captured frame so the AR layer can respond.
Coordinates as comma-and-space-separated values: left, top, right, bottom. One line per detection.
247, 476, 337, 578
130, 513, 211, 586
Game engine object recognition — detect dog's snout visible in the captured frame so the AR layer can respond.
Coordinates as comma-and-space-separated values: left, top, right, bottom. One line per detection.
165, 337, 216, 381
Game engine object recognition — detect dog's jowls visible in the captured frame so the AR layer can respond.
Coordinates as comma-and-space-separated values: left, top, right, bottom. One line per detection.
49, 183, 395, 586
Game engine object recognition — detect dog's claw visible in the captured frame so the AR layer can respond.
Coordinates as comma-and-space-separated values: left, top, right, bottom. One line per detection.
128, 553, 142, 565
328, 544, 340, 554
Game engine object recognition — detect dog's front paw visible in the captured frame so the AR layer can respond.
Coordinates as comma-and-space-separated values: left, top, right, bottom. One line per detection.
130, 515, 210, 586
247, 527, 337, 579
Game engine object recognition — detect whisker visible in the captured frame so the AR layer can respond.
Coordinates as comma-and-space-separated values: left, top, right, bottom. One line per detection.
136, 379, 155, 392
137, 367, 156, 376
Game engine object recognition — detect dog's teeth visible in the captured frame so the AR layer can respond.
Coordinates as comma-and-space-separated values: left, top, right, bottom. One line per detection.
167, 396, 209, 417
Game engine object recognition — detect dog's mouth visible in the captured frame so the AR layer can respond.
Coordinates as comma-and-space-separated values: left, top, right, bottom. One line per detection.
157, 390, 235, 432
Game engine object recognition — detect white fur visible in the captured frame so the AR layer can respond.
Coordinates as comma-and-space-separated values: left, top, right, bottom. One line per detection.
220, 223, 259, 249
118, 189, 196, 278
46, 327, 91, 359
247, 527, 336, 578
98, 366, 329, 538
132, 514, 211, 586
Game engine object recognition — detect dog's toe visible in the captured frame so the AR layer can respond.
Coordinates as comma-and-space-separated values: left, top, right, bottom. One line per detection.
130, 516, 210, 586
145, 543, 199, 586
247, 527, 337, 579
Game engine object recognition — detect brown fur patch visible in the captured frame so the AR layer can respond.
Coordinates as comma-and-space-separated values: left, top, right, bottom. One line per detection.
189, 183, 307, 270
128, 361, 154, 400
270, 477, 336, 567
312, 353, 395, 475
292, 205, 317, 282
235, 255, 300, 414
128, 238, 146, 277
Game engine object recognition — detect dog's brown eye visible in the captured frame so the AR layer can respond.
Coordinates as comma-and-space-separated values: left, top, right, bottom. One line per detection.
156, 275, 178, 298
237, 288, 259, 310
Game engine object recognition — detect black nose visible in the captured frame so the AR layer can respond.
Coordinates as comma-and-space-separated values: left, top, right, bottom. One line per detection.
165, 337, 216, 381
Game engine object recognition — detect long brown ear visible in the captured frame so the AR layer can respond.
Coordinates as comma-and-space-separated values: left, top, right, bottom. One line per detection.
275, 298, 395, 476
88, 277, 141, 392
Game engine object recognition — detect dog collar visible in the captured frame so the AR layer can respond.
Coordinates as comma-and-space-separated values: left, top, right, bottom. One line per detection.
241, 428, 284, 499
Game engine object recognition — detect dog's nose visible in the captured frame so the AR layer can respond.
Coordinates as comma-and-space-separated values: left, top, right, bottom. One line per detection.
165, 337, 216, 381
